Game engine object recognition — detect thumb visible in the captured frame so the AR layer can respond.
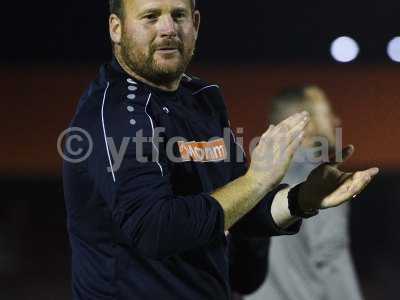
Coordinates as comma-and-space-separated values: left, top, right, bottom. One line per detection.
330, 145, 355, 167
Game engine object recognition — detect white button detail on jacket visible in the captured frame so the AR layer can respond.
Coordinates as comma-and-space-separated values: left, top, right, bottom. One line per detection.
127, 106, 134, 112
128, 85, 138, 91
127, 78, 137, 84
129, 119, 136, 125
127, 94, 136, 100
163, 107, 170, 114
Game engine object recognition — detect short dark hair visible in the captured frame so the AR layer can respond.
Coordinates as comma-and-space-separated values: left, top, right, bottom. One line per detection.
109, 0, 196, 17
109, 0, 123, 17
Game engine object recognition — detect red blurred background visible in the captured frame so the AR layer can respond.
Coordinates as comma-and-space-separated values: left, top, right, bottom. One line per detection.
1, 64, 398, 176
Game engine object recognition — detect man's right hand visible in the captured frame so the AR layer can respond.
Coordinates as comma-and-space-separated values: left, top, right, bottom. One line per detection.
246, 111, 310, 193
212, 111, 310, 230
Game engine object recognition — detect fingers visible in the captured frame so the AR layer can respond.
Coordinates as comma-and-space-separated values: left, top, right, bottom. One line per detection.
275, 111, 310, 131
270, 111, 310, 150
286, 130, 306, 158
365, 167, 380, 177
286, 115, 310, 141
260, 111, 309, 150
272, 111, 309, 136
321, 167, 380, 208
255, 112, 310, 177
342, 145, 355, 163
346, 171, 373, 195
261, 125, 275, 140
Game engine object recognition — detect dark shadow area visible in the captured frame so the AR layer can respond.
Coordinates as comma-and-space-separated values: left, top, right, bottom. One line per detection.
0, 178, 71, 300
351, 171, 400, 300
0, 171, 398, 299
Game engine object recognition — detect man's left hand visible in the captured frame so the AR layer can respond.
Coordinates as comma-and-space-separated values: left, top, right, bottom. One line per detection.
298, 145, 379, 210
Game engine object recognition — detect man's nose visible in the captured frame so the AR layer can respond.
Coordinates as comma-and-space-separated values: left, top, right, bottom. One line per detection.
158, 15, 177, 37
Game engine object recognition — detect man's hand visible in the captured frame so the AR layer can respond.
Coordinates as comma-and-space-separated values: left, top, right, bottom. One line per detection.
298, 145, 379, 211
247, 111, 310, 193
212, 112, 310, 230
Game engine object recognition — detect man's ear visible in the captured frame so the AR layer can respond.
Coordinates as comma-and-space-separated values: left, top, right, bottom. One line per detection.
193, 10, 201, 41
109, 14, 122, 44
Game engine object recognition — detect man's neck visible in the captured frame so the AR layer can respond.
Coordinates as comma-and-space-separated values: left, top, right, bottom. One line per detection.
115, 53, 182, 92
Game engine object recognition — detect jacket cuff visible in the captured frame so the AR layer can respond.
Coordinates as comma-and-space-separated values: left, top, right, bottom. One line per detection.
230, 184, 302, 239
204, 193, 227, 238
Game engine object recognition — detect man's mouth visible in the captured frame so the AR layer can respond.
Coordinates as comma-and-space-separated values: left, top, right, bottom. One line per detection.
157, 47, 179, 53
156, 47, 180, 54
154, 41, 182, 55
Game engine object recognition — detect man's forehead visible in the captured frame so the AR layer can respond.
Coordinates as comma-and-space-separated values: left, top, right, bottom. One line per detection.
126, 0, 194, 11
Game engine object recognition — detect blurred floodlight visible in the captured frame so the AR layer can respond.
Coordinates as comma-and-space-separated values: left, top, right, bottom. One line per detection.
330, 36, 360, 63
387, 37, 400, 62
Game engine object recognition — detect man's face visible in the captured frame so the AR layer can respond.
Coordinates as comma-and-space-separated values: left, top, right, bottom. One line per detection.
305, 87, 341, 147
113, 0, 199, 85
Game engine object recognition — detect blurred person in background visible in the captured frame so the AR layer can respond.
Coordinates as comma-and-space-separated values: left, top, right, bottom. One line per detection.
246, 85, 364, 300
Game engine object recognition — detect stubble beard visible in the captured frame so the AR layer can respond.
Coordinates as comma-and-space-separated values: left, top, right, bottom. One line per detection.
120, 33, 195, 86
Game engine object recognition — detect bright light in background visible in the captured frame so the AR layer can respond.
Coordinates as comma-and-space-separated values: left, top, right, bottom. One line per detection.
330, 36, 360, 63
387, 37, 400, 62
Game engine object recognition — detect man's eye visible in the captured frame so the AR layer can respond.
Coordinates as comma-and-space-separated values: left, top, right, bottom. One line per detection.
173, 12, 187, 21
144, 14, 158, 21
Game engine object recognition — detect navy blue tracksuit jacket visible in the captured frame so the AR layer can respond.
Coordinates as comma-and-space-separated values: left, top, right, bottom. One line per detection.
63, 57, 301, 300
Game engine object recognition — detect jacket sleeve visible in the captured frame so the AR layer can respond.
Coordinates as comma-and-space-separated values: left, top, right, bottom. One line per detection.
86, 89, 225, 260
228, 233, 270, 295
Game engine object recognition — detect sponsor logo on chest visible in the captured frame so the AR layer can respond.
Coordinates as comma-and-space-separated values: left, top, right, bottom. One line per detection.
178, 138, 227, 162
